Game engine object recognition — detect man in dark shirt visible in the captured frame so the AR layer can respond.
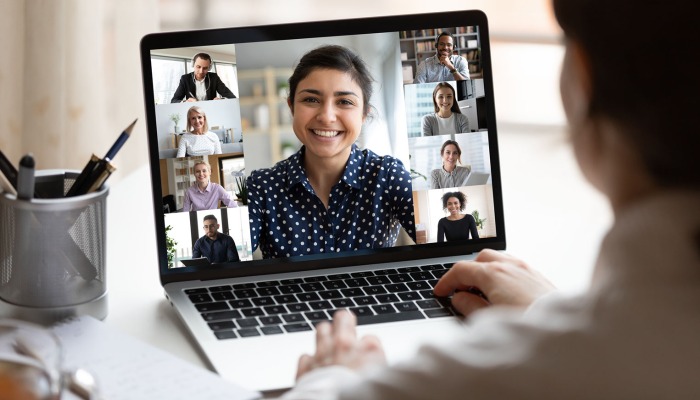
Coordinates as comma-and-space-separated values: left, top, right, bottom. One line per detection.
192, 214, 240, 263
170, 52, 236, 103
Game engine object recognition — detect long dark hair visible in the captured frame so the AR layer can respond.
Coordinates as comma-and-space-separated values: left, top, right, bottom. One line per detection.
553, 0, 699, 188
288, 45, 374, 118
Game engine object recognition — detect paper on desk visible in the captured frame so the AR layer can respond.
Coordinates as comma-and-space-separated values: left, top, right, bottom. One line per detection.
52, 315, 261, 400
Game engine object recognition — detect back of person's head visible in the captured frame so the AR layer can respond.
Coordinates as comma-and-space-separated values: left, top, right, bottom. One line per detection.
553, 0, 700, 188
288, 45, 374, 117
432, 82, 461, 114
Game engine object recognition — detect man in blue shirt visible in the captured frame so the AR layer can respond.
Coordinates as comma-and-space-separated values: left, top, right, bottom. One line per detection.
414, 32, 470, 84
192, 214, 240, 263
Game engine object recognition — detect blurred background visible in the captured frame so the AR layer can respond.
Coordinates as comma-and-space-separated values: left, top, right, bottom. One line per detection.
0, 0, 609, 292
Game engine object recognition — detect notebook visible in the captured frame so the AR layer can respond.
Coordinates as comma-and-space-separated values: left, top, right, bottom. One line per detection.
140, 10, 505, 392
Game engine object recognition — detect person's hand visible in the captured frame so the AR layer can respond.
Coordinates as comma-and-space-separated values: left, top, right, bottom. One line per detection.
439, 55, 454, 70
185, 97, 197, 102
433, 249, 556, 316
296, 310, 387, 380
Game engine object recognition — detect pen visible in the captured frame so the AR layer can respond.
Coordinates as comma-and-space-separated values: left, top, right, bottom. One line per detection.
0, 148, 18, 194
104, 119, 137, 162
17, 154, 35, 200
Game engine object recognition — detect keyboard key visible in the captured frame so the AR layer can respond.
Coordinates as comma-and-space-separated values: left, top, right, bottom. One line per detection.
256, 280, 280, 287
209, 285, 232, 292
432, 269, 448, 279
256, 286, 281, 296
211, 291, 235, 301
427, 279, 440, 288
385, 283, 409, 293
278, 284, 303, 294
282, 313, 304, 323
232, 283, 256, 290
416, 299, 441, 309
354, 296, 377, 305
235, 318, 260, 328
425, 308, 454, 318
195, 302, 229, 312
375, 294, 399, 304
387, 273, 412, 284
438, 263, 452, 269
420, 264, 442, 271
201, 310, 242, 321
331, 298, 355, 308
188, 293, 213, 303
350, 271, 374, 278
214, 330, 237, 340
355, 310, 424, 325
303, 276, 327, 283
309, 300, 333, 310
229, 299, 253, 309
318, 290, 343, 300
241, 308, 264, 317
274, 294, 298, 304
185, 288, 208, 295
341, 288, 365, 297
263, 305, 287, 315
300, 282, 324, 292
304, 311, 329, 321
373, 268, 397, 275
237, 328, 261, 337
287, 303, 310, 313
261, 326, 284, 335
233, 289, 257, 298
323, 280, 348, 290
252, 297, 275, 306
372, 304, 397, 314
397, 266, 421, 273
364, 286, 387, 295
297, 292, 321, 302
409, 271, 434, 281
419, 290, 435, 299
280, 278, 304, 284
259, 316, 283, 325
208, 320, 236, 331
407, 281, 431, 291
327, 273, 351, 280
344, 278, 369, 287
349, 306, 373, 317
397, 291, 422, 301
366, 276, 390, 285
395, 302, 419, 312
283, 323, 313, 333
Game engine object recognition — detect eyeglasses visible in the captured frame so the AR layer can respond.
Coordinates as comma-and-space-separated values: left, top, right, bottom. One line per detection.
203, 224, 218, 229
437, 42, 454, 48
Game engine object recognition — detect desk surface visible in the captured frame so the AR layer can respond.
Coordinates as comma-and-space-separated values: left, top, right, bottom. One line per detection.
104, 125, 612, 373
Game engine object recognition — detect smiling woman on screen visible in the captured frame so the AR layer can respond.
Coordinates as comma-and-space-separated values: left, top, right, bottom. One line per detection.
246, 45, 416, 259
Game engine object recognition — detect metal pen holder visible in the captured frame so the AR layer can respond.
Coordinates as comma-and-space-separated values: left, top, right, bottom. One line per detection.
0, 170, 108, 324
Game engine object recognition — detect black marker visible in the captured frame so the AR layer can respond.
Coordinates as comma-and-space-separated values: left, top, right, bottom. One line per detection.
17, 154, 35, 200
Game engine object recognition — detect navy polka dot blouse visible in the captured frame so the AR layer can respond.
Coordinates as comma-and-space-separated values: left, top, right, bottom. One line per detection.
247, 144, 416, 259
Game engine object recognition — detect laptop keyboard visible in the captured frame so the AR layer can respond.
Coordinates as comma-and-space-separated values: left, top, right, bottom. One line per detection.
185, 263, 458, 340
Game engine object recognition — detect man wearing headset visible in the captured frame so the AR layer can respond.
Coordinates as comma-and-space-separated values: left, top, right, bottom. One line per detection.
170, 53, 236, 103
414, 32, 470, 84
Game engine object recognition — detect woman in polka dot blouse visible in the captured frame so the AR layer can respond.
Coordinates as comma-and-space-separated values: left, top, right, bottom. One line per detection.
247, 45, 416, 259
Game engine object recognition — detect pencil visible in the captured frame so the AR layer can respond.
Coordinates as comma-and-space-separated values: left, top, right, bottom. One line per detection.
104, 119, 137, 161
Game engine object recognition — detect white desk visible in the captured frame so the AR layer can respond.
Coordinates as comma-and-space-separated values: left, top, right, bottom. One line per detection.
104, 125, 612, 371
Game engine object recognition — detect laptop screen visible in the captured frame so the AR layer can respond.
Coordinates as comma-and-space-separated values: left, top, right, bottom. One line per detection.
140, 11, 505, 283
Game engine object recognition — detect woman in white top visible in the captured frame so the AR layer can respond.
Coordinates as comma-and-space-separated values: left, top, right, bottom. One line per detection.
421, 82, 470, 136
430, 139, 471, 189
280, 0, 700, 399
176, 106, 222, 157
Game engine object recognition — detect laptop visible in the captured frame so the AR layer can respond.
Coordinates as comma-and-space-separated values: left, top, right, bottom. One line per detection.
140, 10, 505, 392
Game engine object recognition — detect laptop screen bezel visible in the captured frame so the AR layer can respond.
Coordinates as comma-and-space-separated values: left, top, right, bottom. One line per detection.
139, 10, 505, 285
